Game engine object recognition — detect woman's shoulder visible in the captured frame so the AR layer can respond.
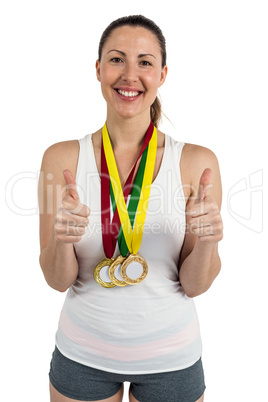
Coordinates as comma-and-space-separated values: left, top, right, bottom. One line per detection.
42, 139, 79, 165
42, 139, 79, 161
181, 142, 219, 167
40, 140, 80, 183
180, 142, 221, 201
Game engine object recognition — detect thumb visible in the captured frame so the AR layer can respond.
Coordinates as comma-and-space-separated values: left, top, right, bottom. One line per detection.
196, 168, 212, 203
63, 169, 79, 201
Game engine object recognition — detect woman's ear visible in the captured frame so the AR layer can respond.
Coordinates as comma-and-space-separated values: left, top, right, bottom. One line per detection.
159, 65, 168, 88
96, 60, 101, 82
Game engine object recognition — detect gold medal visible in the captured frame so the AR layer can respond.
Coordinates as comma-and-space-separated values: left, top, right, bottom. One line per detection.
120, 253, 148, 285
108, 255, 129, 287
94, 258, 116, 288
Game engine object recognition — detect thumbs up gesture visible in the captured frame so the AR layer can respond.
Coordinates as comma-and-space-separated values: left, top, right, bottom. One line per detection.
188, 168, 223, 243
53, 169, 90, 243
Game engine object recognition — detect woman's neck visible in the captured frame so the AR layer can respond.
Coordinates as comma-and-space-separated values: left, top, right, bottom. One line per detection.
105, 112, 151, 151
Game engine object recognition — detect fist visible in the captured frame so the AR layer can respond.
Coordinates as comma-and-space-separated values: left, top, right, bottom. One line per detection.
188, 168, 223, 243
54, 169, 90, 243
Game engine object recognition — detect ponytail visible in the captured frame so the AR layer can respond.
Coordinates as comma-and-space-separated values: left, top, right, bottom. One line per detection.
150, 96, 162, 128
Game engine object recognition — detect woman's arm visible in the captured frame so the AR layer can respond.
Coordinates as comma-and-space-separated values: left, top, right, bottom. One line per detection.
178, 145, 223, 297
38, 141, 90, 292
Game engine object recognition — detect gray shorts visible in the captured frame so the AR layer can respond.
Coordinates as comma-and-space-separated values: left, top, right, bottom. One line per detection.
49, 346, 206, 401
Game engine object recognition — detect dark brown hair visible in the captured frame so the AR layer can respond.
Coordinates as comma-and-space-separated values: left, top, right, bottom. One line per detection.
98, 15, 167, 128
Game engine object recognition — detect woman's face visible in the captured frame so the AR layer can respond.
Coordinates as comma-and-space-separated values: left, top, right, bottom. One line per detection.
96, 26, 167, 121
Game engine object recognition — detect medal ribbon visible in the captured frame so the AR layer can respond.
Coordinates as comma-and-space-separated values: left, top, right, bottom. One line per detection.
102, 123, 157, 255
101, 122, 154, 258
110, 145, 148, 257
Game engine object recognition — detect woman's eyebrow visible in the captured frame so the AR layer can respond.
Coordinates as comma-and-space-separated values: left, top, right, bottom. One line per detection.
138, 53, 156, 59
107, 49, 126, 56
107, 49, 156, 59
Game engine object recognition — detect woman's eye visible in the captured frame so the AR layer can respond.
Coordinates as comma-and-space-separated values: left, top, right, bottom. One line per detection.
140, 60, 152, 66
111, 57, 123, 63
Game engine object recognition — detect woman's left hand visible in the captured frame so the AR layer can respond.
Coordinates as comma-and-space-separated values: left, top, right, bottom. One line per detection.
187, 168, 223, 243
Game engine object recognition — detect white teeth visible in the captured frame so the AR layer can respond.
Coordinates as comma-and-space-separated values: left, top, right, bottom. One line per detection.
117, 89, 140, 97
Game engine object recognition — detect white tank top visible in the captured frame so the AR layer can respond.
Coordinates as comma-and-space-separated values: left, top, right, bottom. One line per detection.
55, 132, 202, 374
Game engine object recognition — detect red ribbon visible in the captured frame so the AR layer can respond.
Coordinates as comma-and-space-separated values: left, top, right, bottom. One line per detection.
101, 122, 154, 258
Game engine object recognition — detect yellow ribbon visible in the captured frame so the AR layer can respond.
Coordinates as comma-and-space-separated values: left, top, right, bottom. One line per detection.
102, 123, 157, 254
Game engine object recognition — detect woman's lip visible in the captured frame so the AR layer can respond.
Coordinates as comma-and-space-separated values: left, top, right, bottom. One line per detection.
113, 88, 143, 101
114, 86, 144, 92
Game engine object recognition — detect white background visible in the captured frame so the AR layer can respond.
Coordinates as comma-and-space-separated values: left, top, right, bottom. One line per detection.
1, 0, 267, 401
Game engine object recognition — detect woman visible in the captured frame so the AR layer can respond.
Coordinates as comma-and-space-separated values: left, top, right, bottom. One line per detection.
39, 15, 223, 402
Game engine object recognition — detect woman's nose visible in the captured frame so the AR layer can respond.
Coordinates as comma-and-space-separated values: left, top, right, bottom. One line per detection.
121, 63, 138, 82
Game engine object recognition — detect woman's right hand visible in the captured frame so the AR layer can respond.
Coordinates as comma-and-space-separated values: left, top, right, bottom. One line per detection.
54, 169, 90, 243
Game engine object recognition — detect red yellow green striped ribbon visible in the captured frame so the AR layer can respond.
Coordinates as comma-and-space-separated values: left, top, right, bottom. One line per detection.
102, 123, 157, 254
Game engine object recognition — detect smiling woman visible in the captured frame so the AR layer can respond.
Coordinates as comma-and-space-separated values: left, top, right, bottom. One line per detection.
95, 24, 167, 123
39, 14, 222, 402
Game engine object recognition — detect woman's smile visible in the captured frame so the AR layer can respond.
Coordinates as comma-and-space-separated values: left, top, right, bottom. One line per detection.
114, 86, 144, 101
